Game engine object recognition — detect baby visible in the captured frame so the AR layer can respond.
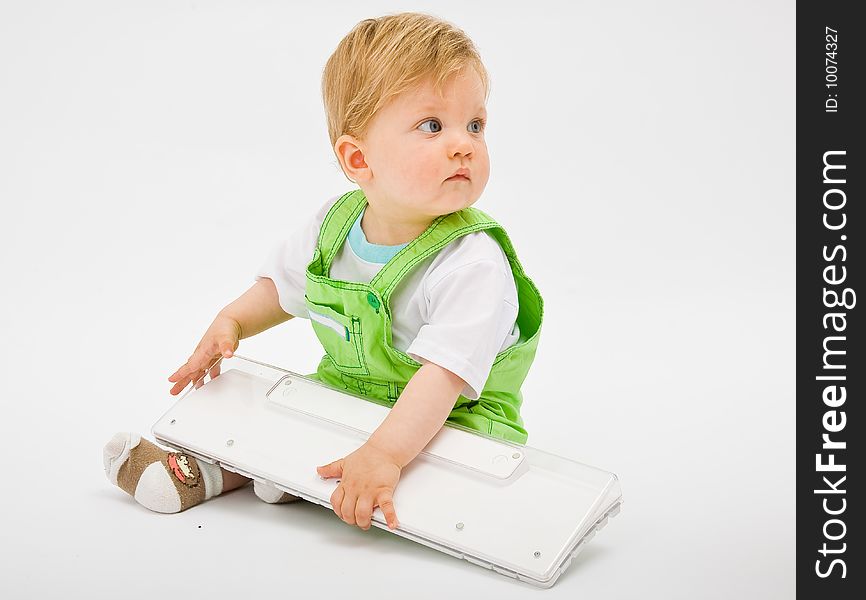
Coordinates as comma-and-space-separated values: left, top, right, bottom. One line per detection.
103, 12, 543, 532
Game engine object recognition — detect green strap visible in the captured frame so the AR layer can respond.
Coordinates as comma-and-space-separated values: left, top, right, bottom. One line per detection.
316, 189, 367, 272
315, 189, 538, 322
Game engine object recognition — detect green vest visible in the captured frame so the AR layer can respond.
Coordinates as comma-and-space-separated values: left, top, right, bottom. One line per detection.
303, 189, 543, 445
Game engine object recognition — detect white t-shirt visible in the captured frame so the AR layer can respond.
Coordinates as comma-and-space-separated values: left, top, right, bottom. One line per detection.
255, 195, 520, 400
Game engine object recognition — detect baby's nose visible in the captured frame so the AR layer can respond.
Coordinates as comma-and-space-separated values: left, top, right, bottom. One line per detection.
447, 132, 474, 158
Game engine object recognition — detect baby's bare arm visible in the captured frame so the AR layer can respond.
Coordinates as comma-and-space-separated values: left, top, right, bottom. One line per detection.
168, 277, 293, 395
366, 362, 466, 468
218, 277, 293, 340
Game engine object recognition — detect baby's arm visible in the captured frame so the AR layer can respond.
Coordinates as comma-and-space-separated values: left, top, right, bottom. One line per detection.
366, 362, 465, 467
167, 277, 293, 395
315, 362, 465, 530
219, 276, 293, 339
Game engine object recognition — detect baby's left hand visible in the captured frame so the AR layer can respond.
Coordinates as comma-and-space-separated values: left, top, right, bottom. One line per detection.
316, 442, 401, 531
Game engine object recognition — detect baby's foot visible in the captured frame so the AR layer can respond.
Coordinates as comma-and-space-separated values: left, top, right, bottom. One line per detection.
253, 480, 301, 504
103, 432, 223, 513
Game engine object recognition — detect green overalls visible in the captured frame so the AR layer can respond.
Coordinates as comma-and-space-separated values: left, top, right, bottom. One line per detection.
303, 189, 543, 445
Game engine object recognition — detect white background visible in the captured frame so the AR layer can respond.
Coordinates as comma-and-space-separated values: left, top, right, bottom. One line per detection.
0, 1, 794, 598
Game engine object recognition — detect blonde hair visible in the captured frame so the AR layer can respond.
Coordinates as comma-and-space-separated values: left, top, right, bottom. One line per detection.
322, 12, 489, 149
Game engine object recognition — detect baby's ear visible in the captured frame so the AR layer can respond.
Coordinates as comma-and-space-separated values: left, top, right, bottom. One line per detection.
335, 134, 369, 182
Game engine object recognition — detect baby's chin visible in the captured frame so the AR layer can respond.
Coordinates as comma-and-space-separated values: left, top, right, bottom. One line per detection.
432, 187, 481, 215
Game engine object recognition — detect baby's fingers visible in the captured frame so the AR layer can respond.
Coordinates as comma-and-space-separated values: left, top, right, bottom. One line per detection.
355, 495, 376, 530
168, 364, 195, 395
330, 484, 345, 521
218, 340, 235, 359
167, 365, 188, 382
377, 492, 399, 530
168, 378, 190, 396
192, 368, 207, 389
209, 362, 221, 381
168, 353, 204, 383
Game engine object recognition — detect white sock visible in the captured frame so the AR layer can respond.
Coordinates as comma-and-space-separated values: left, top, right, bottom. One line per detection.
103, 432, 223, 513
253, 480, 300, 504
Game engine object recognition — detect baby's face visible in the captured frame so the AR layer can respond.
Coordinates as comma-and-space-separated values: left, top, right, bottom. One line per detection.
359, 66, 489, 223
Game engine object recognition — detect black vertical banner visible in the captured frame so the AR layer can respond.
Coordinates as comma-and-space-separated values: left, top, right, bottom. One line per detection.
797, 1, 864, 597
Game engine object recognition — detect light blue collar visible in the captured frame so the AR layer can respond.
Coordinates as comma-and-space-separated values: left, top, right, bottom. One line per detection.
347, 207, 409, 264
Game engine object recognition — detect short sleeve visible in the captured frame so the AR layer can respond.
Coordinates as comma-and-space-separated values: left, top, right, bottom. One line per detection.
406, 258, 519, 400
254, 196, 339, 318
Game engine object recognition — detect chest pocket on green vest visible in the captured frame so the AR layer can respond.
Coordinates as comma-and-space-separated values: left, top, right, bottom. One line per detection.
304, 296, 370, 375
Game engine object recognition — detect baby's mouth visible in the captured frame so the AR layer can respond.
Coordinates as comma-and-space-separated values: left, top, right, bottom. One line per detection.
446, 167, 471, 182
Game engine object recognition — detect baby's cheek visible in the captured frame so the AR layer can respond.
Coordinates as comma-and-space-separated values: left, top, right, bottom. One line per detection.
476, 162, 491, 190
475, 146, 491, 181
398, 158, 429, 187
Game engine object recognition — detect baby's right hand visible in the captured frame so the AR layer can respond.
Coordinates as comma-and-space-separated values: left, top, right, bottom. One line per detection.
167, 315, 241, 396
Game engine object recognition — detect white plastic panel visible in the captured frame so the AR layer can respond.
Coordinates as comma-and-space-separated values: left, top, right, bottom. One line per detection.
265, 373, 525, 479
152, 355, 622, 588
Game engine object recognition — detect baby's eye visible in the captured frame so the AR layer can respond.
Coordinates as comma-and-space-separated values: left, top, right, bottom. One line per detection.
418, 119, 442, 133
468, 119, 485, 134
